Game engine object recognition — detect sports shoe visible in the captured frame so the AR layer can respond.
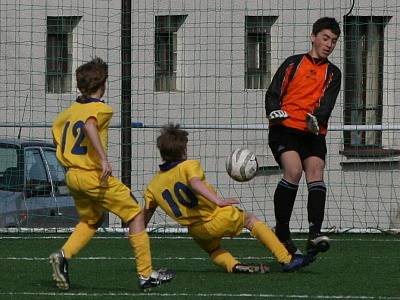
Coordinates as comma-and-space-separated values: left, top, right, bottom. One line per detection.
139, 269, 175, 290
281, 254, 313, 272
306, 234, 331, 256
49, 250, 70, 290
232, 263, 270, 274
282, 238, 303, 255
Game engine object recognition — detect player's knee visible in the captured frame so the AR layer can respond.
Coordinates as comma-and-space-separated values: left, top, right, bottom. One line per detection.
92, 214, 106, 229
86, 214, 105, 230
244, 212, 258, 230
284, 168, 302, 182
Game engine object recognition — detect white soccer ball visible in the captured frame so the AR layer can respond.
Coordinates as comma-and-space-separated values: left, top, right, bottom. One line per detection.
226, 148, 258, 182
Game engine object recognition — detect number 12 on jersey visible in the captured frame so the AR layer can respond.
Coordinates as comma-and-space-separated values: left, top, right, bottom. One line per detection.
61, 120, 88, 155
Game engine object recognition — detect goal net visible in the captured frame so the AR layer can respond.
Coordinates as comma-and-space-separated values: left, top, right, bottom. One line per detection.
0, 0, 399, 234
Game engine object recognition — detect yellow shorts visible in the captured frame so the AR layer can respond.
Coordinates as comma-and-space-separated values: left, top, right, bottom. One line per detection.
188, 206, 245, 252
66, 169, 141, 225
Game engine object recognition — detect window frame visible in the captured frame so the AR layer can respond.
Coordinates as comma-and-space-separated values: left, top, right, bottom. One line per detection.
154, 15, 187, 92
46, 16, 81, 94
245, 16, 278, 90
343, 16, 392, 156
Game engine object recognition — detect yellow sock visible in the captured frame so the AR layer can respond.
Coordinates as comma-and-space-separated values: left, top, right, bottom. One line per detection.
210, 248, 240, 272
251, 221, 292, 264
62, 222, 96, 259
128, 230, 152, 278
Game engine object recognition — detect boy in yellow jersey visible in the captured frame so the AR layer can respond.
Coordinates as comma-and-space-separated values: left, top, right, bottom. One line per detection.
50, 57, 174, 290
143, 123, 314, 274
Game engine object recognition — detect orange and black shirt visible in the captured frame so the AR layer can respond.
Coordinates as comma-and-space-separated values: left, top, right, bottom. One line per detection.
265, 53, 341, 135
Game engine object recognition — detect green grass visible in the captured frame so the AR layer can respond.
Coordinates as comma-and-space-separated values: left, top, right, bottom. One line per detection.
0, 233, 399, 299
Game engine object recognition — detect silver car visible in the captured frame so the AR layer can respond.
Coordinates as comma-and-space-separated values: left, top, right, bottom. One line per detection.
0, 138, 79, 227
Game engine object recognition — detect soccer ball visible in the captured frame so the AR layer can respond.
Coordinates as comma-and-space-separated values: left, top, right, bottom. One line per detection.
226, 148, 258, 182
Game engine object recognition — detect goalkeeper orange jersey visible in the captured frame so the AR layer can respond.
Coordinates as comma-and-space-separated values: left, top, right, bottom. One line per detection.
52, 98, 112, 171
144, 160, 219, 226
265, 53, 341, 135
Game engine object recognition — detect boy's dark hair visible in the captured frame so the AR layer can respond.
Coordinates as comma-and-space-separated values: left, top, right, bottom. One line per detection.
157, 123, 188, 162
312, 17, 341, 37
76, 57, 108, 99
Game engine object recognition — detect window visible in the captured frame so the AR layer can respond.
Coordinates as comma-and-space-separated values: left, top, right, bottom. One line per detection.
343, 16, 392, 155
25, 149, 48, 183
245, 16, 277, 89
0, 145, 20, 191
43, 149, 69, 196
46, 16, 81, 93
155, 15, 187, 91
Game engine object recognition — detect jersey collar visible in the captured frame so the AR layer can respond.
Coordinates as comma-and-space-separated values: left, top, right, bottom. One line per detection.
76, 96, 105, 104
305, 52, 327, 65
159, 160, 185, 171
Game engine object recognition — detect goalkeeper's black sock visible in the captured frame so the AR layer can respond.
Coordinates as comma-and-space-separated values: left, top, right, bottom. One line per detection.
307, 181, 327, 236
273, 178, 298, 241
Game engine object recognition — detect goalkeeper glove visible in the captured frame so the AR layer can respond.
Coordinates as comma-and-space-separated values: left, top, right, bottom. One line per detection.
306, 113, 319, 135
268, 110, 288, 121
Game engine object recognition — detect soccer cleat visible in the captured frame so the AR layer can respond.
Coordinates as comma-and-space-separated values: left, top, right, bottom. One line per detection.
232, 263, 270, 274
139, 269, 175, 290
281, 254, 313, 272
49, 250, 70, 290
306, 234, 331, 256
282, 238, 303, 256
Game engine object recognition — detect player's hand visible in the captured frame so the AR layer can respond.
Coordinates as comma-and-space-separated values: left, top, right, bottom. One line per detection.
306, 113, 319, 135
217, 198, 240, 207
100, 159, 112, 183
268, 110, 288, 121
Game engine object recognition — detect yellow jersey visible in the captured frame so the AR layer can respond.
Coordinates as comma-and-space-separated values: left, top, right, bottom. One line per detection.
52, 98, 112, 170
144, 160, 219, 226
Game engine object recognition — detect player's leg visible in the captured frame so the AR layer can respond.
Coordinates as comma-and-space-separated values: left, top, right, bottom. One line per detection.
244, 212, 313, 272
268, 127, 303, 254
49, 170, 100, 290
191, 236, 240, 272
104, 177, 174, 289
274, 151, 303, 254
303, 155, 330, 256
189, 207, 268, 274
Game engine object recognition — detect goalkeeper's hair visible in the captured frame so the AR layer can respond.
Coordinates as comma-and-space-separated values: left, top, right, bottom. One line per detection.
76, 57, 108, 99
312, 17, 341, 37
157, 123, 188, 162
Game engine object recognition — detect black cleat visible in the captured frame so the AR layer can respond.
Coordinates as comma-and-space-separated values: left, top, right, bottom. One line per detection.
139, 269, 175, 290
232, 263, 270, 274
282, 238, 303, 255
306, 234, 330, 257
49, 250, 70, 290
281, 254, 313, 272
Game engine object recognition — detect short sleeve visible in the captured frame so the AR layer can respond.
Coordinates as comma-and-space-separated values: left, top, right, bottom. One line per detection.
144, 189, 158, 210
182, 160, 205, 181
86, 103, 113, 127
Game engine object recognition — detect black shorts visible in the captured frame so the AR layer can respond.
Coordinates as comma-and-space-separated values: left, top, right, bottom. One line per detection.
268, 125, 327, 166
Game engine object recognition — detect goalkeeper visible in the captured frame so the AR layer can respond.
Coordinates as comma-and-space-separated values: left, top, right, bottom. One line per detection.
143, 123, 314, 274
264, 17, 341, 257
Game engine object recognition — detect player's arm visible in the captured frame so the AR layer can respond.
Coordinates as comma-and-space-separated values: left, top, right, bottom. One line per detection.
84, 117, 112, 182
265, 58, 293, 121
188, 177, 239, 207
312, 66, 341, 124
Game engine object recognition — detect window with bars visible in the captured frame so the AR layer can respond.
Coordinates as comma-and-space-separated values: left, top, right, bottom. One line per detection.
155, 15, 187, 92
343, 16, 392, 156
245, 16, 277, 89
46, 16, 81, 94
